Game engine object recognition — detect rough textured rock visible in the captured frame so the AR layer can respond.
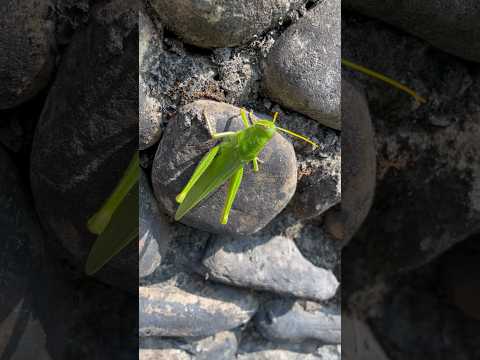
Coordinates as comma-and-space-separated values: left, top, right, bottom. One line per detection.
139, 275, 259, 337
343, 0, 480, 63
263, 1, 341, 129
0, 0, 56, 109
150, 0, 305, 48
0, 147, 51, 359
152, 100, 298, 235
326, 80, 375, 245
30, 0, 139, 290
139, 7, 163, 150
202, 235, 339, 301
238, 331, 341, 360
256, 300, 341, 344
140, 171, 172, 278
140, 331, 238, 360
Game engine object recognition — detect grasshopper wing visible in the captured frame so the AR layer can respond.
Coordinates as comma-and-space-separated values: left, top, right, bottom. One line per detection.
175, 147, 243, 221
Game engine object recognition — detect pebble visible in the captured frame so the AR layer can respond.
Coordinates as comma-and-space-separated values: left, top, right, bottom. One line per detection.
0, 0, 55, 109
30, 0, 138, 291
202, 235, 339, 301
150, 0, 305, 48
139, 275, 258, 337
140, 170, 172, 278
152, 100, 298, 235
344, 0, 480, 63
256, 299, 341, 344
263, 1, 341, 129
139, 7, 164, 150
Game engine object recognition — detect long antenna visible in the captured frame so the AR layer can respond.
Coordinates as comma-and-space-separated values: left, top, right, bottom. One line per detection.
342, 58, 426, 104
276, 126, 319, 149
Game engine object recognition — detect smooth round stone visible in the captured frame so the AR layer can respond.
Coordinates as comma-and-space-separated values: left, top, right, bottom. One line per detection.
150, 0, 304, 48
30, 0, 138, 291
344, 0, 480, 63
152, 100, 298, 235
263, 0, 341, 129
0, 0, 56, 109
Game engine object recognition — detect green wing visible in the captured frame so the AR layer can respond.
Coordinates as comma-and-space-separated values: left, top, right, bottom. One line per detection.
175, 147, 243, 221
85, 184, 139, 275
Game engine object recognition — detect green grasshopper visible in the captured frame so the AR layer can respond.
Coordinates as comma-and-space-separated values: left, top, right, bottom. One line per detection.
174, 109, 318, 225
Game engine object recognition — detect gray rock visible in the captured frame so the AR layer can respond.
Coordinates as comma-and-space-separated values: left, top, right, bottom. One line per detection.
139, 275, 258, 337
202, 235, 339, 301
140, 171, 172, 278
256, 300, 341, 344
263, 1, 341, 129
140, 331, 238, 360
237, 331, 340, 360
152, 100, 298, 235
0, 147, 51, 359
139, 7, 163, 150
0, 0, 56, 109
343, 0, 480, 63
30, 0, 138, 291
326, 80, 375, 246
140, 349, 190, 360
150, 0, 304, 48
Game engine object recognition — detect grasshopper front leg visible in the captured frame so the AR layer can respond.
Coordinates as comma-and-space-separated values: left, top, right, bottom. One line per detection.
220, 166, 244, 224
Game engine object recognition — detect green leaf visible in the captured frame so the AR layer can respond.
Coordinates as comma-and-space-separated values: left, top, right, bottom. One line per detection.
85, 184, 138, 275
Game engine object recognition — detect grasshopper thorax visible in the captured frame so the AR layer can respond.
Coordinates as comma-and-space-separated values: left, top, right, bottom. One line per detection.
237, 121, 276, 161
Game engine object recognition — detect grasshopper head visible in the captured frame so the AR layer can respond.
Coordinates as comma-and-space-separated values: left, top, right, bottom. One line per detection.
253, 112, 319, 149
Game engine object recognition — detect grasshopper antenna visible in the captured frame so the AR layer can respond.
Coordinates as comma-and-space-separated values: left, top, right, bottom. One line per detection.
276, 126, 319, 149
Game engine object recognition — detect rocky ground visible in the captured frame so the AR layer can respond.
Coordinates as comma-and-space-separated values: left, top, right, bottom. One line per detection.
342, 3, 480, 359
139, 0, 341, 359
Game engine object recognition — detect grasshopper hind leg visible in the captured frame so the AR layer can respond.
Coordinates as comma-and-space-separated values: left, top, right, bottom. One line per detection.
220, 166, 244, 224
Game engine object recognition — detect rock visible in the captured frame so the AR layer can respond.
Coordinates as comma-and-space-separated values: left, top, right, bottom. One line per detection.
150, 0, 304, 48
263, 1, 341, 129
139, 7, 163, 150
0, 0, 56, 109
343, 0, 480, 63
238, 331, 340, 360
0, 147, 51, 359
327, 80, 375, 246
152, 100, 298, 235
140, 349, 190, 360
140, 170, 172, 278
139, 274, 259, 337
30, 0, 138, 290
140, 331, 238, 360
256, 300, 341, 344
202, 235, 339, 301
